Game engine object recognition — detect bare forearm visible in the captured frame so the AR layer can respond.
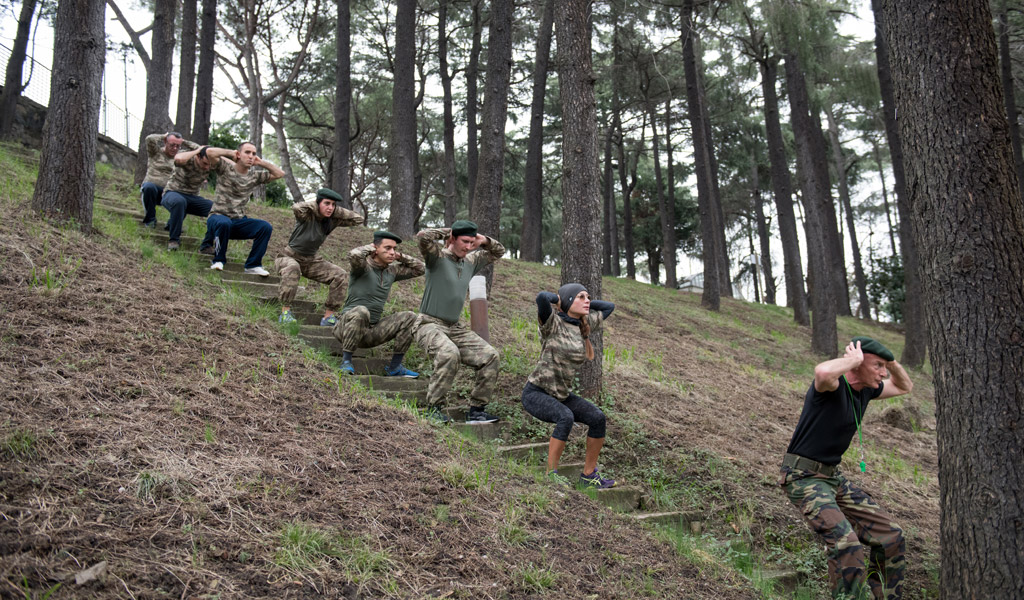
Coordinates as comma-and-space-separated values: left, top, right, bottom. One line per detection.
256, 158, 285, 180
887, 360, 913, 394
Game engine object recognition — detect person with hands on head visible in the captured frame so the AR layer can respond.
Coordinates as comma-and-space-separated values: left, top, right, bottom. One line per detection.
201, 142, 284, 276
333, 231, 425, 377
275, 188, 364, 325
781, 336, 913, 600
522, 284, 616, 488
140, 131, 199, 228
414, 220, 505, 424
161, 143, 218, 251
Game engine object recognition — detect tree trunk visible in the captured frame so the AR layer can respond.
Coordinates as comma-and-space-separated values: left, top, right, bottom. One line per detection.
747, 217, 761, 302
465, 0, 482, 212
556, 0, 603, 397
520, 0, 554, 262
191, 0, 216, 144
438, 0, 458, 224
813, 109, 852, 317
0, 0, 38, 139
783, 49, 837, 356
698, 56, 732, 298
871, 134, 898, 255
871, 0, 926, 366
760, 56, 808, 323
663, 98, 679, 288
174, 0, 198, 136
646, 97, 675, 288
332, 0, 353, 207
612, 18, 635, 279
267, 103, 304, 203
133, 0, 177, 185
32, 0, 104, 231
602, 128, 613, 275
470, 0, 514, 272
826, 104, 871, 319
752, 155, 776, 304
998, 0, 1024, 204
882, 1, 1024, 596
682, 0, 719, 310
387, 0, 417, 239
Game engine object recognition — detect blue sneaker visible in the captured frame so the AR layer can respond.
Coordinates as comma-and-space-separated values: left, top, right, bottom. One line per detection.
383, 364, 418, 378
279, 310, 297, 324
320, 315, 338, 327
579, 469, 616, 489
340, 361, 355, 375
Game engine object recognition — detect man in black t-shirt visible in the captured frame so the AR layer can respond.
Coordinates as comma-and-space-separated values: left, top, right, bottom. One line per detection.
780, 336, 913, 600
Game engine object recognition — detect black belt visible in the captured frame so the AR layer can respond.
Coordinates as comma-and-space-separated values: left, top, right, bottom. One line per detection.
782, 453, 839, 477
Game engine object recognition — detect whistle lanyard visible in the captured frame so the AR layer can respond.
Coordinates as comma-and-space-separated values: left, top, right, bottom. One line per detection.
842, 376, 867, 473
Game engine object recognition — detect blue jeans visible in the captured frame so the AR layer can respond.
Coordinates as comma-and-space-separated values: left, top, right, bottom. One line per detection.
140, 182, 163, 224
161, 191, 212, 243
207, 214, 273, 268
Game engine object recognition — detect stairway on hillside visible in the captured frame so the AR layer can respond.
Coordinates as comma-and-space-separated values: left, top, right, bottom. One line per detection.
94, 195, 805, 595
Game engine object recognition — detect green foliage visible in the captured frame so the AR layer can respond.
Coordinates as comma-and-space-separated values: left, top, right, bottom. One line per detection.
274, 522, 393, 586
866, 253, 904, 322
2, 426, 38, 458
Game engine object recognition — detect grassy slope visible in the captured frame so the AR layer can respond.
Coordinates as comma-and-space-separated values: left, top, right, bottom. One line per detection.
0, 144, 938, 599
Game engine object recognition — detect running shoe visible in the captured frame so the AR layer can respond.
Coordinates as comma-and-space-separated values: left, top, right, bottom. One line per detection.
210, 261, 224, 271
340, 360, 356, 375
383, 364, 419, 378
579, 469, 616, 489
167, 241, 180, 251
279, 310, 297, 324
320, 315, 338, 326
244, 266, 270, 277
466, 406, 499, 424
199, 245, 215, 256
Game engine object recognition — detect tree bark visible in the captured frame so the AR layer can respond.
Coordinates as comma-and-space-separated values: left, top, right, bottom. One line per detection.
556, 0, 603, 397
783, 49, 837, 356
0, 0, 39, 139
133, 0, 177, 185
814, 108, 852, 317
682, 0, 719, 310
602, 128, 613, 275
646, 95, 674, 288
871, 0, 926, 366
438, 0, 458, 224
470, 0, 514, 274
826, 104, 871, 319
174, 0, 198, 136
266, 103, 304, 203
698, 54, 732, 298
760, 55, 808, 324
191, 0, 216, 144
752, 156, 776, 304
663, 97, 679, 288
882, 1, 1024, 596
998, 0, 1024, 204
870, 134, 898, 255
520, 0, 555, 262
387, 0, 417, 239
612, 17, 636, 279
32, 0, 105, 231
465, 0, 482, 212
618, 125, 639, 280
332, 0, 353, 208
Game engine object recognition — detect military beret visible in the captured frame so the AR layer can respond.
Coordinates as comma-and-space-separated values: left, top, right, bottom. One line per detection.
373, 230, 402, 244
852, 336, 894, 361
450, 219, 478, 238
316, 187, 344, 203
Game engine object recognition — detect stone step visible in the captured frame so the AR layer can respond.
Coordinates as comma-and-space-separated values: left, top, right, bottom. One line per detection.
299, 333, 344, 355
217, 279, 281, 298
290, 311, 333, 326
96, 205, 140, 217
552, 462, 585, 479
367, 389, 428, 404
631, 511, 705, 532
298, 324, 338, 337
349, 375, 428, 391
496, 442, 549, 461
218, 270, 282, 285
761, 569, 804, 595
452, 421, 508, 443
585, 485, 645, 512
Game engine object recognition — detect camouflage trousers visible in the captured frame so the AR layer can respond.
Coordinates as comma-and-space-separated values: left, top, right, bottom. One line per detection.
275, 247, 347, 310
780, 465, 906, 600
332, 306, 417, 354
414, 315, 499, 408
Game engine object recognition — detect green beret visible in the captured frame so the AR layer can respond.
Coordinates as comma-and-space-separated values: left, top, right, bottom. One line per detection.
852, 336, 894, 361
450, 219, 478, 238
373, 230, 402, 244
316, 187, 343, 203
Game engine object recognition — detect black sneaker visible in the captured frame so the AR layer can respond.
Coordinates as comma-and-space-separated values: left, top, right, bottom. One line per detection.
425, 407, 453, 424
466, 406, 499, 424
199, 244, 215, 256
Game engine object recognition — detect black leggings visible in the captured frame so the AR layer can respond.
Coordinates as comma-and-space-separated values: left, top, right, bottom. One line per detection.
520, 382, 606, 442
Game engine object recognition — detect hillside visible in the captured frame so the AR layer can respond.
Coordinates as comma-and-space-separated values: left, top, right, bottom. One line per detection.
0, 145, 939, 599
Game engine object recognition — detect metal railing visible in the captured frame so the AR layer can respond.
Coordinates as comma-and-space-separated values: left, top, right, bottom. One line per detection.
1, 41, 143, 149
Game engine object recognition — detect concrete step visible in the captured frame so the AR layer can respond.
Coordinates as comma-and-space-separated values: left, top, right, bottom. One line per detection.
290, 311, 333, 326
585, 485, 645, 512
300, 333, 344, 355
496, 442, 549, 461
761, 569, 804, 595
349, 375, 428, 391
218, 279, 280, 297
298, 324, 338, 337
367, 389, 428, 404
631, 510, 705, 532
218, 270, 282, 285
453, 420, 508, 443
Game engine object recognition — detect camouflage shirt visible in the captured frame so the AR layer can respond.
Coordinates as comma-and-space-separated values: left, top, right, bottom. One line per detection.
527, 292, 614, 400
142, 133, 198, 188
163, 155, 211, 196
210, 158, 273, 219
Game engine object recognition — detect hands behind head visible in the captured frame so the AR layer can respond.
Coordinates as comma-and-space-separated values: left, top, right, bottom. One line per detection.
844, 340, 864, 364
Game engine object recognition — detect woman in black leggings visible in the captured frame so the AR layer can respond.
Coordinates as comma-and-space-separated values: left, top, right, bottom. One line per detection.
521, 283, 615, 488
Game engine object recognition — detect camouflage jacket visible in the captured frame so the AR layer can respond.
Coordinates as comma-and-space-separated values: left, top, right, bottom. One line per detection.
163, 155, 211, 196
527, 291, 614, 400
142, 133, 198, 188
210, 158, 273, 219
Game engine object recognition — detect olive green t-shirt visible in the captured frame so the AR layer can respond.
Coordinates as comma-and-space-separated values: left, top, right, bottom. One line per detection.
341, 244, 425, 324
416, 228, 505, 324
285, 200, 364, 256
